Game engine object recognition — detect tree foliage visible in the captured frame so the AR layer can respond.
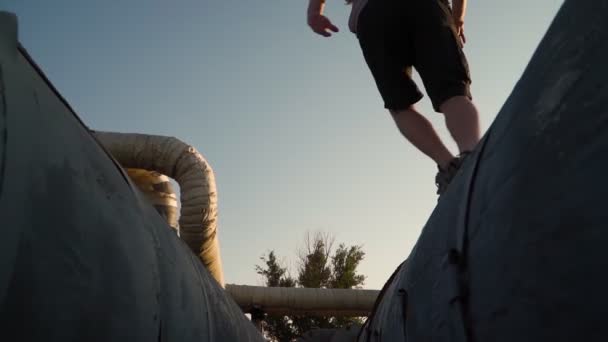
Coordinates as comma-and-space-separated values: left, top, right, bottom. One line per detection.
255, 231, 366, 341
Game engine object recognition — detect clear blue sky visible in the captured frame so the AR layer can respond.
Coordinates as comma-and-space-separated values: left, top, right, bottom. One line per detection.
4, 0, 563, 289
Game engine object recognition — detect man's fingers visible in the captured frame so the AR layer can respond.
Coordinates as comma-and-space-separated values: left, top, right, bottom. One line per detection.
308, 15, 339, 37
321, 17, 339, 33
455, 26, 466, 45
314, 26, 336, 37
327, 23, 339, 33
313, 27, 331, 37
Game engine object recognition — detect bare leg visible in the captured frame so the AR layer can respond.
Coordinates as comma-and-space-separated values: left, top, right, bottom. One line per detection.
390, 106, 454, 168
439, 96, 481, 153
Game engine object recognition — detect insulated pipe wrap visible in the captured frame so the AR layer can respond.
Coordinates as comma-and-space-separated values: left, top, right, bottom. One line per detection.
126, 168, 179, 232
92, 131, 224, 287
226, 284, 380, 317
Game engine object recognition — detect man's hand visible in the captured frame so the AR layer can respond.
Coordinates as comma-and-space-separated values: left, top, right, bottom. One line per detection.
307, 13, 339, 37
451, 0, 467, 45
454, 18, 466, 45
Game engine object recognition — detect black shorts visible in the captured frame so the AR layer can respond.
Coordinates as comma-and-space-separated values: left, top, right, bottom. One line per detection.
357, 0, 472, 112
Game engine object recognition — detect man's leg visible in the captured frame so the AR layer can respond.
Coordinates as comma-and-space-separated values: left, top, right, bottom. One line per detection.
408, 0, 481, 163
390, 106, 454, 168
439, 95, 481, 153
356, 0, 461, 195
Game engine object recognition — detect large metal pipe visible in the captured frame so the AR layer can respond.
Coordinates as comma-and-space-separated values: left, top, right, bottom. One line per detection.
92, 131, 224, 287
226, 284, 380, 317
360, 1, 608, 341
0, 16, 264, 340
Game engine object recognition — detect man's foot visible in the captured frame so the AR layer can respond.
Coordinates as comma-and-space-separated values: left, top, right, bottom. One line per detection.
435, 151, 472, 196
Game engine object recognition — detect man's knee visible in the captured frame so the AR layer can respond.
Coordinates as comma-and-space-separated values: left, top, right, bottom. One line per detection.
389, 106, 416, 118
438, 95, 472, 113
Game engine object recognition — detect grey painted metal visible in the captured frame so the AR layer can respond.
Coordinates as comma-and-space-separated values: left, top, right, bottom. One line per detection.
359, 0, 608, 341
0, 12, 264, 341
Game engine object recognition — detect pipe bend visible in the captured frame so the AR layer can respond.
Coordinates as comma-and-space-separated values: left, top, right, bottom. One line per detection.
92, 131, 224, 287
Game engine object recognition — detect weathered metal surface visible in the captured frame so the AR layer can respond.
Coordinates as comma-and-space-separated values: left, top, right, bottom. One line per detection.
0, 12, 263, 342
360, 0, 608, 341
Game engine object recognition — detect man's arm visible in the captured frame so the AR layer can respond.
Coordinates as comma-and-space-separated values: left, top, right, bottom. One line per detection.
451, 0, 467, 25
307, 0, 339, 37
307, 0, 326, 18
451, 0, 467, 44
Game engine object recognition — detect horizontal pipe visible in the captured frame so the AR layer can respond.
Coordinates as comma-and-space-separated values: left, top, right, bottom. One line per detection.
226, 284, 380, 317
